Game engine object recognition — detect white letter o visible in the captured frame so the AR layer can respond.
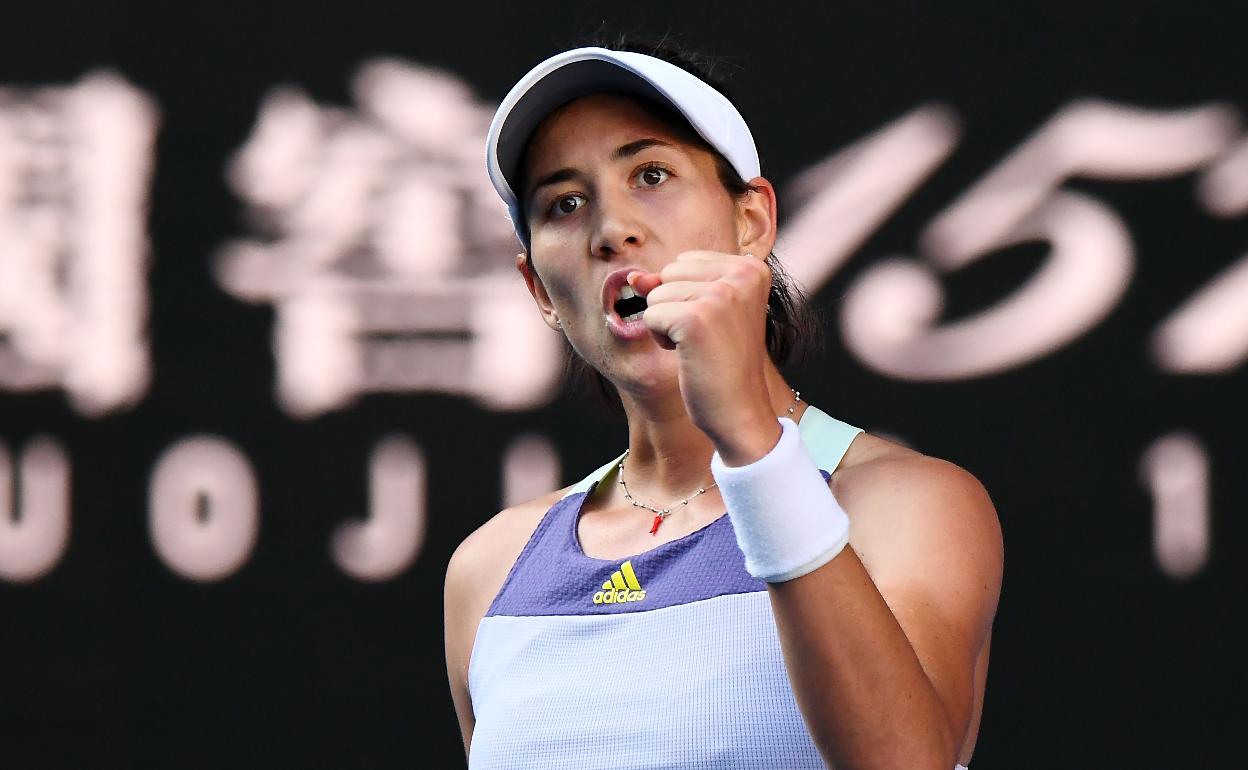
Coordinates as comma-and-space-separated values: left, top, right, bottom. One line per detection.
149, 436, 258, 582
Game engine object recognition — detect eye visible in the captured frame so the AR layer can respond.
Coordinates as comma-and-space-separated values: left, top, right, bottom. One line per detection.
548, 193, 586, 219
636, 165, 670, 187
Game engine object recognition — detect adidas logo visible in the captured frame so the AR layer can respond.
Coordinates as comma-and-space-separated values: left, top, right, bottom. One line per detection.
591, 560, 647, 605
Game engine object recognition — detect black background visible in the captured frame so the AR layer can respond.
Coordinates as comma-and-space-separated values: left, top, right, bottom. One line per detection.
1, 1, 1246, 767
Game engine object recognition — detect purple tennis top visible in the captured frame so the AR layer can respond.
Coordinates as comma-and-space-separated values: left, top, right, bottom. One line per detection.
466, 406, 969, 769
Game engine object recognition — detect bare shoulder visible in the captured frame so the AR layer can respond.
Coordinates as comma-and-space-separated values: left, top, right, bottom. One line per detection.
444, 486, 569, 624
834, 432, 1000, 533
833, 433, 1003, 602
444, 486, 570, 750
444, 486, 568, 689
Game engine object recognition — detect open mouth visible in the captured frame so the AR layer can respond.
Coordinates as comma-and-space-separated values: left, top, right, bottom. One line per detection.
613, 284, 648, 322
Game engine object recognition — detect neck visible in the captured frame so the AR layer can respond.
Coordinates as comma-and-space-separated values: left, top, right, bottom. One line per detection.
613, 363, 803, 498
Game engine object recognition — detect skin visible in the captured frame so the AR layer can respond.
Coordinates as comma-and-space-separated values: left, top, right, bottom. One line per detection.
445, 93, 1003, 769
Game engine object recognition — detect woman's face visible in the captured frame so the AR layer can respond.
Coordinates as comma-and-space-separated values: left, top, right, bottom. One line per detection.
518, 93, 752, 395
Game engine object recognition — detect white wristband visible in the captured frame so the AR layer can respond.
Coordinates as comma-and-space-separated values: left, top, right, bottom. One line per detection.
711, 417, 850, 583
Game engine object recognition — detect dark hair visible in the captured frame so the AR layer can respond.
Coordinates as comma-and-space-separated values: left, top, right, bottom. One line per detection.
529, 32, 822, 407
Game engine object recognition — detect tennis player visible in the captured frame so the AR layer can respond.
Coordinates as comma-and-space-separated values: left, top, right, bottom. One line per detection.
445, 39, 1003, 770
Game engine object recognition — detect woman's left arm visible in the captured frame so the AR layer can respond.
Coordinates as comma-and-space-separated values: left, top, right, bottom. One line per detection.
767, 457, 1003, 770
638, 248, 1003, 768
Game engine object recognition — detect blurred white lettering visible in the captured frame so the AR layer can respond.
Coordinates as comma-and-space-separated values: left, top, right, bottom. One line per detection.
1154, 135, 1248, 374
1198, 136, 1248, 217
501, 433, 560, 508
0, 72, 157, 415
922, 101, 1238, 259
780, 105, 960, 291
331, 434, 425, 581
1140, 432, 1210, 579
818, 101, 1242, 379
149, 436, 259, 582
216, 60, 561, 418
0, 436, 70, 582
1152, 254, 1248, 373
844, 190, 1134, 378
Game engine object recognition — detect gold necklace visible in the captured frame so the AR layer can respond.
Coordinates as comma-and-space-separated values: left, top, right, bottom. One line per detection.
618, 389, 801, 535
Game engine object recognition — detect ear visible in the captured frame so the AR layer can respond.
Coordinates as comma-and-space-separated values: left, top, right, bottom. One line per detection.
515, 252, 562, 331
734, 177, 778, 257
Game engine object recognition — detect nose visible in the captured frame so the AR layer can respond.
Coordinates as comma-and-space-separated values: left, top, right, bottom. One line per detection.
589, 187, 645, 259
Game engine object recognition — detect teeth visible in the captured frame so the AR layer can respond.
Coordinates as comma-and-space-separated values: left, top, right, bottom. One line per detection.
613, 280, 646, 323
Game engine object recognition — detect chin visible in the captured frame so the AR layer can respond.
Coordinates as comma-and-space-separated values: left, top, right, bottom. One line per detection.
603, 346, 681, 397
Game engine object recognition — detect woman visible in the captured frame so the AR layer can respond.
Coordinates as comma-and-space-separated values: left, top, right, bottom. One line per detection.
445, 39, 1002, 770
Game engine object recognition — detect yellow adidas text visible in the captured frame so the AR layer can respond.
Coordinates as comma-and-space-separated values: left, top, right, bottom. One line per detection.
592, 589, 647, 604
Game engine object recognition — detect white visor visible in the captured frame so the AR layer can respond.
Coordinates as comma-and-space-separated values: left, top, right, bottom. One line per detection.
486, 47, 761, 249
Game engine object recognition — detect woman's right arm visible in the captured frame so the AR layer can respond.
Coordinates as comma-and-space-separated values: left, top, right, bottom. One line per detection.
444, 538, 484, 756
443, 492, 564, 758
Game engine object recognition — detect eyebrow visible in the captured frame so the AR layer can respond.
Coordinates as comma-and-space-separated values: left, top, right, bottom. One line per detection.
527, 138, 677, 202
611, 137, 674, 161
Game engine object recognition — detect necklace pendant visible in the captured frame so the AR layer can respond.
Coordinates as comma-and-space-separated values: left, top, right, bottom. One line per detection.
649, 514, 663, 535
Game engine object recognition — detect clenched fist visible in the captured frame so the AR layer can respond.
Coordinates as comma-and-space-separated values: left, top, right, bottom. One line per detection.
628, 251, 782, 466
